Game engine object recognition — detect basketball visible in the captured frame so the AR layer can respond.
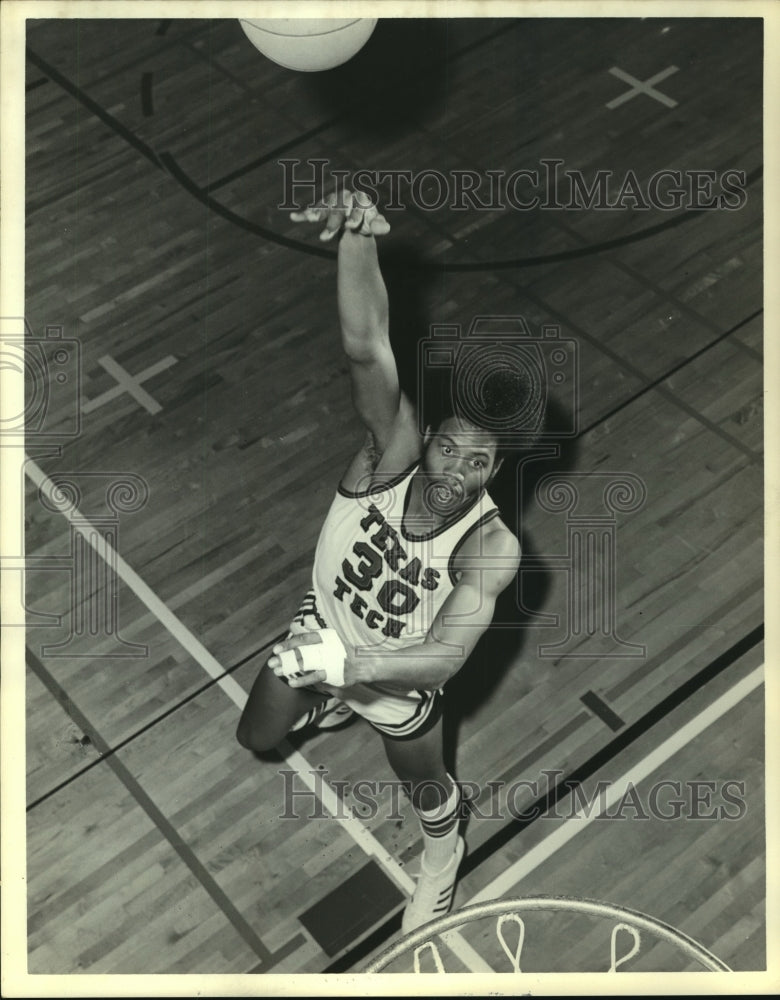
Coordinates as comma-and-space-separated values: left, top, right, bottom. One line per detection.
239, 18, 378, 72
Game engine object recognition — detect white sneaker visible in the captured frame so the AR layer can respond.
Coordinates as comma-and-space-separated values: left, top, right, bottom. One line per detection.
314, 699, 355, 730
401, 836, 465, 934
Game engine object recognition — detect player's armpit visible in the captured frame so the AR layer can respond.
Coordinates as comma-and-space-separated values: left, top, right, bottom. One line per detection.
338, 396, 422, 494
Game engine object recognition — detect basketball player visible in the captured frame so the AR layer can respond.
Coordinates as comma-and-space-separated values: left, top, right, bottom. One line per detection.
237, 191, 522, 932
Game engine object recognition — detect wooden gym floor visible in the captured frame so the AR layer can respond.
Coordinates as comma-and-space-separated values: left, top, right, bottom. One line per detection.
4, 5, 773, 990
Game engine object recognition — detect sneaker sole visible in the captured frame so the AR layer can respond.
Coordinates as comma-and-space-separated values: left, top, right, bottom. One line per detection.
315, 707, 355, 730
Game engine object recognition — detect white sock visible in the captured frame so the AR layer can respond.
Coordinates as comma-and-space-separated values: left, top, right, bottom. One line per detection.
416, 775, 461, 873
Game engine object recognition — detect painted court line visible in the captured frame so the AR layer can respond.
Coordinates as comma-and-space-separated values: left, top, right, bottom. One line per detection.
26, 457, 248, 705
25, 456, 490, 972
466, 664, 764, 906
82, 354, 178, 415
606, 65, 679, 109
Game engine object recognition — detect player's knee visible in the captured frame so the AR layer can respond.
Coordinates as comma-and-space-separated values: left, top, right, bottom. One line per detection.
384, 749, 450, 810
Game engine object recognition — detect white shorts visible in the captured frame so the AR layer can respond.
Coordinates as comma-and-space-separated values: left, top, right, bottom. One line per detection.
284, 591, 444, 741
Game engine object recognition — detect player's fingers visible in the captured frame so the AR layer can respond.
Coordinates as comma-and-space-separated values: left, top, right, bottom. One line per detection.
349, 190, 373, 215
368, 214, 391, 235
348, 206, 370, 231
287, 669, 327, 688
320, 204, 353, 241
352, 204, 390, 237
356, 206, 378, 235
344, 190, 373, 229
272, 632, 322, 655
321, 189, 352, 231
290, 206, 328, 224
324, 189, 353, 210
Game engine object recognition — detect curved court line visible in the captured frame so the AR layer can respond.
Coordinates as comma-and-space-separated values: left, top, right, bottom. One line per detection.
158, 152, 335, 259
439, 165, 763, 271
147, 20, 518, 198
27, 46, 763, 273
24, 454, 490, 971
161, 153, 763, 272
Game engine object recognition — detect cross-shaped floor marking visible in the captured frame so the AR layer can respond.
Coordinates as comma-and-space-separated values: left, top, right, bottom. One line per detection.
82, 355, 178, 415
606, 66, 679, 109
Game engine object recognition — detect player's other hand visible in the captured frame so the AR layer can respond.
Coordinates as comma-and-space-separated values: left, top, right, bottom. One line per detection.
290, 189, 391, 242
268, 631, 359, 688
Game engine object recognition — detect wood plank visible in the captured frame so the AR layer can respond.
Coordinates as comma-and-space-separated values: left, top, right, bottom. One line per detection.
19, 12, 765, 979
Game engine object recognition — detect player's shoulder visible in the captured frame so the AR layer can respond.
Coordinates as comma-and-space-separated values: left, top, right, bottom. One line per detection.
472, 515, 521, 560
453, 513, 521, 584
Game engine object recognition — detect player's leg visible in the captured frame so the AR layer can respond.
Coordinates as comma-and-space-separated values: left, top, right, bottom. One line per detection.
238, 590, 355, 750
381, 717, 466, 932
381, 715, 452, 808
236, 661, 327, 753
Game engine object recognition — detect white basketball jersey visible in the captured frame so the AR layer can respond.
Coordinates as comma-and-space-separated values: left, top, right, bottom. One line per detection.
312, 465, 499, 652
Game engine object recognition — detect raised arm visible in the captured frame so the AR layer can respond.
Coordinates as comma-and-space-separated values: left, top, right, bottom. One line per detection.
337, 227, 401, 454
291, 190, 418, 465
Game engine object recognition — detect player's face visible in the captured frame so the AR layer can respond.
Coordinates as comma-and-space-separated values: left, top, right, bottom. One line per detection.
422, 417, 501, 509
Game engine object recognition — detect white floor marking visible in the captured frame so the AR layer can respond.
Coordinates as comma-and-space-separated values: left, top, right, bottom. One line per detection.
82, 354, 178, 415
25, 455, 489, 971
606, 65, 679, 109
466, 664, 764, 906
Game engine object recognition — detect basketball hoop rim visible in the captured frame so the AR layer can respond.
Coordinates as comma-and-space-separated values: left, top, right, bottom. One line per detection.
364, 893, 733, 973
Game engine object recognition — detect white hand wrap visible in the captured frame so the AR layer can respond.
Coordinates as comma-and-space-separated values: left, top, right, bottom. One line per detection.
277, 629, 348, 687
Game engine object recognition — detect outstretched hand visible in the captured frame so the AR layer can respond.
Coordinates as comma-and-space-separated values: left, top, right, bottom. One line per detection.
290, 189, 391, 242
